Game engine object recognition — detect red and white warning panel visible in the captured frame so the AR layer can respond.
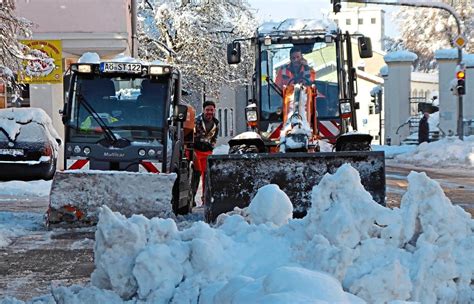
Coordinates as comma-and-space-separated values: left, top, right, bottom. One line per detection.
318, 120, 340, 140
66, 158, 89, 170
139, 161, 162, 173
66, 159, 162, 173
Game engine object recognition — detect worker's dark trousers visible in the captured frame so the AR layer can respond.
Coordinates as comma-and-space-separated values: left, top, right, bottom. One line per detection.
191, 168, 201, 206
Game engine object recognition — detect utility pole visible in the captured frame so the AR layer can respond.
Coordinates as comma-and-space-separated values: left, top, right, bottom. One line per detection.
339, 0, 465, 139
131, 0, 138, 58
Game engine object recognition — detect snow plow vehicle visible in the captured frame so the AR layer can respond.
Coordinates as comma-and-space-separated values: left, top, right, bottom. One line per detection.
47, 55, 195, 226
205, 19, 385, 222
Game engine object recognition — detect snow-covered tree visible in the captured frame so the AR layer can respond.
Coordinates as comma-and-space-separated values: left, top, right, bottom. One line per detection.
395, 0, 473, 71
138, 0, 256, 99
0, 0, 32, 86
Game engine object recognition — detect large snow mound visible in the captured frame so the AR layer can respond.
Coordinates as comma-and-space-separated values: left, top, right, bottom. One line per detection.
14, 165, 474, 303
395, 136, 474, 167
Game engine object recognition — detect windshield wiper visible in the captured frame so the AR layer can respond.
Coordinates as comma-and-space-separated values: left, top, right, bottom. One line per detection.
77, 94, 126, 146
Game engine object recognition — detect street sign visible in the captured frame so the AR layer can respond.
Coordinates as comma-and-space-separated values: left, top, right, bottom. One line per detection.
453, 35, 466, 49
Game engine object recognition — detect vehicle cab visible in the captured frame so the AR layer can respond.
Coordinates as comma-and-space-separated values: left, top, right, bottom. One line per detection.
62, 55, 189, 174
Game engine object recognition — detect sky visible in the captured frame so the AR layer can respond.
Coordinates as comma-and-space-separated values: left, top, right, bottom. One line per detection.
1, 136, 473, 303
247, 0, 400, 38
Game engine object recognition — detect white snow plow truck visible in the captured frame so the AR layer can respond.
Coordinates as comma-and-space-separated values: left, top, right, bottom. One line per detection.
47, 56, 195, 227
205, 19, 385, 222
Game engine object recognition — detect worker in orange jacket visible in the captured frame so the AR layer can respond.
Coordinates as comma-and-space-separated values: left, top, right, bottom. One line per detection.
191, 100, 219, 206
275, 46, 316, 88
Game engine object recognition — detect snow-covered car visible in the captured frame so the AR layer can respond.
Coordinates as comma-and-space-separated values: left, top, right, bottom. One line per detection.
0, 108, 62, 180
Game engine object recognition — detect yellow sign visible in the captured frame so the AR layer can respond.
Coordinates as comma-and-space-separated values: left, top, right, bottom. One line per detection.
453, 35, 466, 49
19, 40, 63, 84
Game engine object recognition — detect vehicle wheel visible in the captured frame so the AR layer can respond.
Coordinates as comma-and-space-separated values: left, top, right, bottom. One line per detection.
43, 161, 57, 180
176, 167, 193, 215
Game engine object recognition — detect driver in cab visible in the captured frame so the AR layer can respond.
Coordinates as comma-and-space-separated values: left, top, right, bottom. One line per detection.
275, 46, 316, 89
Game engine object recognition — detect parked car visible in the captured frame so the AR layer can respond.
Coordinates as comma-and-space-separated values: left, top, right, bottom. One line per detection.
0, 107, 62, 180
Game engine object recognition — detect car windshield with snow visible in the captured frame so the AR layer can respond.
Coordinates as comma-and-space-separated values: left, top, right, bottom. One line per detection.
0, 108, 61, 180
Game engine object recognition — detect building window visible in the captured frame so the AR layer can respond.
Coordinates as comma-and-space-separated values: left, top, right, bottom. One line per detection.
374, 135, 379, 140
369, 105, 374, 115
224, 109, 228, 137
358, 18, 363, 25
218, 109, 222, 137
346, 19, 351, 25
371, 18, 376, 24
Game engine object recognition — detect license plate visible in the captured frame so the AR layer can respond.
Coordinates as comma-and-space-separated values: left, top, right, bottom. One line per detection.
0, 149, 24, 156
100, 62, 142, 73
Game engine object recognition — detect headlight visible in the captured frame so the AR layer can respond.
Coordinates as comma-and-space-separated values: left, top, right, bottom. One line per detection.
246, 110, 258, 122
340, 103, 351, 114
77, 64, 92, 73
73, 145, 81, 154
150, 66, 171, 75
83, 147, 91, 155
138, 149, 146, 157
148, 149, 156, 157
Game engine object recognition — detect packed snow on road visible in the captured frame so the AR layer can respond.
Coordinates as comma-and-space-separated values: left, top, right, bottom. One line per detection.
0, 137, 473, 303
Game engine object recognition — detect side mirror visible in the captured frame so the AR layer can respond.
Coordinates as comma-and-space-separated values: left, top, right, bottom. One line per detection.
358, 37, 373, 59
60, 105, 68, 124
175, 104, 188, 122
227, 42, 241, 64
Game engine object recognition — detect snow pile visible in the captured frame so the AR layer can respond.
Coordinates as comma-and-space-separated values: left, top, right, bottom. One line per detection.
247, 184, 293, 227
34, 164, 473, 303
259, 18, 337, 34
0, 180, 51, 197
212, 144, 229, 155
0, 212, 43, 248
395, 136, 474, 167
77, 52, 100, 64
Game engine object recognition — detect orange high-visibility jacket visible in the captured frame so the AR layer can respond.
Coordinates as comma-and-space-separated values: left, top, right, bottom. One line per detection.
275, 63, 316, 88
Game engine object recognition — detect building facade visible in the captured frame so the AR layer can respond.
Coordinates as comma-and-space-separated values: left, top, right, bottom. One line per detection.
15, 0, 134, 168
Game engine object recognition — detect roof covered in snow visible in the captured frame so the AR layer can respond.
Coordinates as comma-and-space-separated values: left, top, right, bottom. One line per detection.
258, 18, 337, 35
77, 52, 170, 66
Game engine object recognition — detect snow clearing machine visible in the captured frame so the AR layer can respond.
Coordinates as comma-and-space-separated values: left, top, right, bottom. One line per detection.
47, 56, 195, 226
205, 19, 385, 222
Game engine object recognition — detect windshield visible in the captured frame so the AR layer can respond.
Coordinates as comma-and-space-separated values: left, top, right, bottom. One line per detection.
68, 75, 168, 142
260, 42, 340, 121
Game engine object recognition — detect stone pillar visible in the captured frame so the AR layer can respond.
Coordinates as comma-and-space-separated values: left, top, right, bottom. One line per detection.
29, 84, 65, 170
380, 66, 388, 145
435, 49, 458, 137
383, 51, 417, 145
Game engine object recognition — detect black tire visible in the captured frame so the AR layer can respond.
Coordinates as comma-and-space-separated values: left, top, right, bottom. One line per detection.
173, 163, 193, 215
43, 160, 57, 180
